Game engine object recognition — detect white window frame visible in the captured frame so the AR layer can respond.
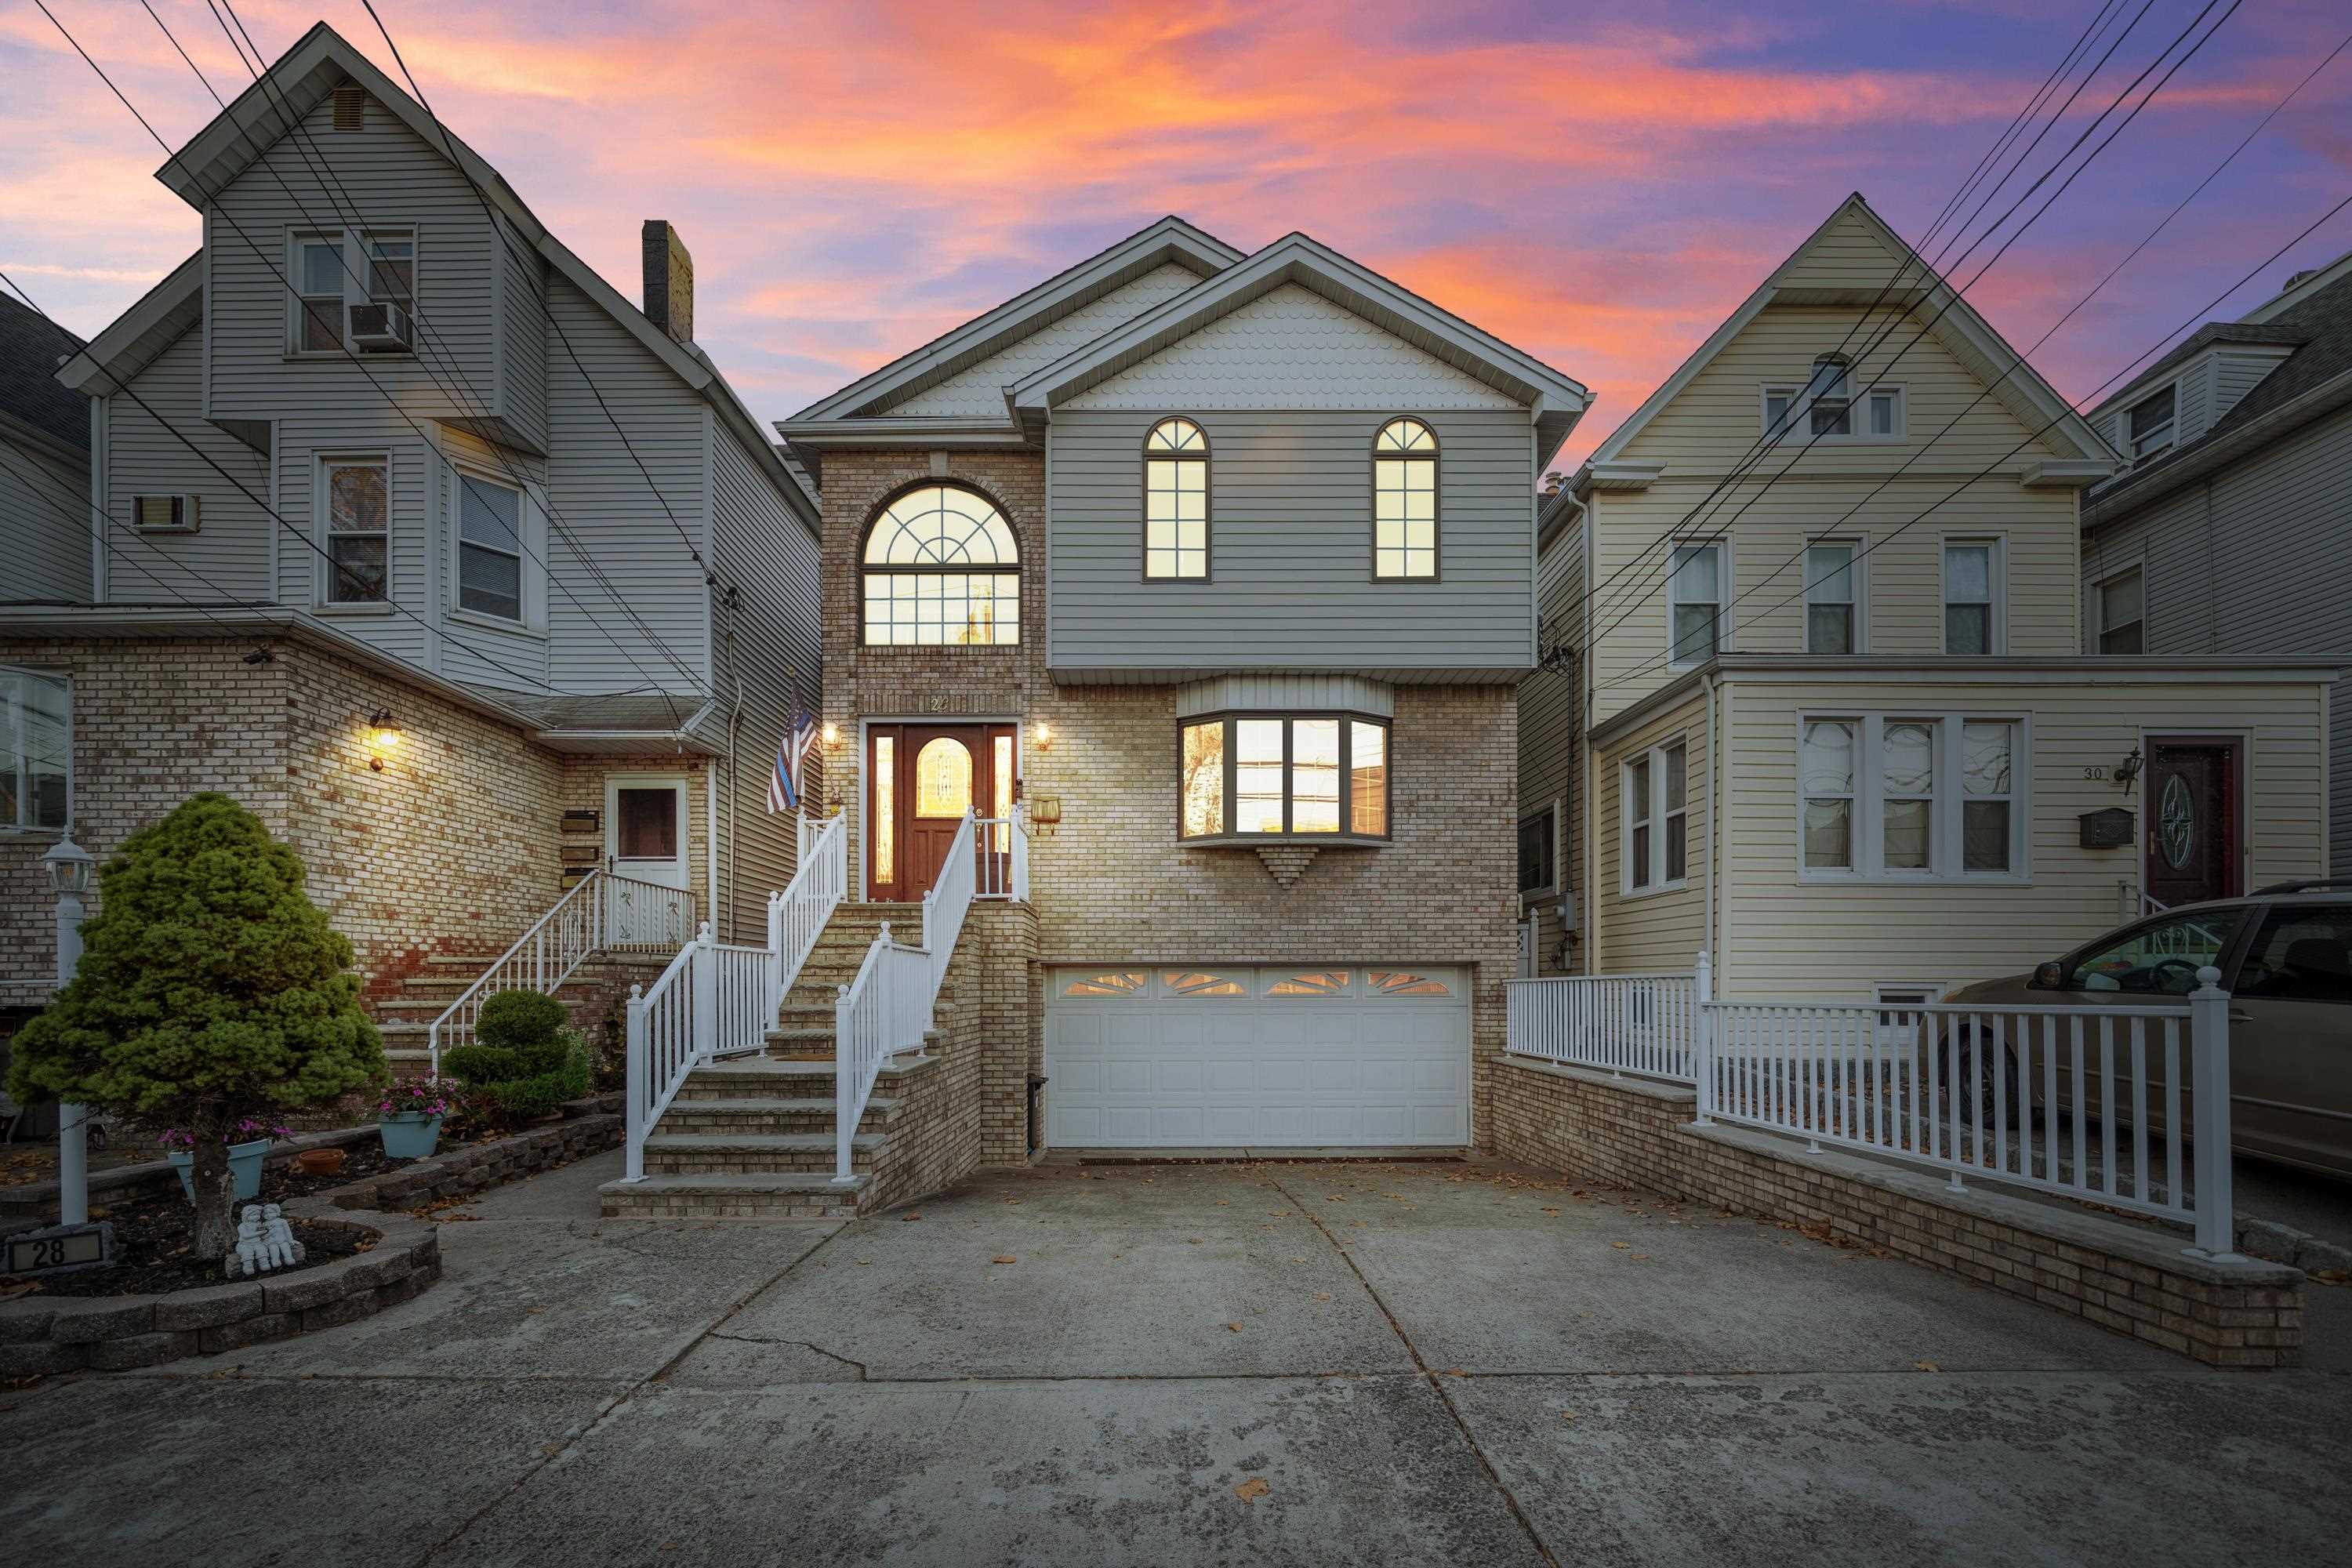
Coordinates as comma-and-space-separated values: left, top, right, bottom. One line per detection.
285, 226, 418, 357
1803, 536, 1866, 654
0, 665, 72, 835
1760, 378, 1905, 443
1665, 540, 1728, 670
2122, 379, 2178, 466
316, 452, 392, 612
2092, 560, 2146, 656
1940, 535, 2005, 655
1620, 736, 1691, 898
1519, 799, 1562, 904
1796, 711, 2030, 884
447, 461, 546, 633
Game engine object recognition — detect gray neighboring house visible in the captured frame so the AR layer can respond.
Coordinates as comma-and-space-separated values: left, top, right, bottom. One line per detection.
0, 23, 822, 1068
2080, 249, 2352, 873
0, 291, 92, 601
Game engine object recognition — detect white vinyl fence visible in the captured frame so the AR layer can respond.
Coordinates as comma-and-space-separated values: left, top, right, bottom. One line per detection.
1506, 953, 2237, 1255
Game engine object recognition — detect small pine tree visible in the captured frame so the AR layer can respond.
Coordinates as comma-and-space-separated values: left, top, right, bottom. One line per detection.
5, 793, 387, 1258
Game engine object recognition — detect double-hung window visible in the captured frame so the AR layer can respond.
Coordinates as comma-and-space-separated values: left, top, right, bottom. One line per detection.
1519, 805, 1559, 898
2125, 384, 2176, 465
1805, 542, 1859, 654
1668, 543, 1722, 665
1621, 739, 1688, 894
289, 228, 416, 353
1942, 540, 2000, 654
2096, 566, 2144, 655
365, 232, 414, 316
294, 232, 346, 352
1, 666, 71, 832
322, 457, 390, 605
1802, 713, 2023, 880
1763, 358, 1903, 442
1178, 713, 1389, 840
456, 472, 525, 622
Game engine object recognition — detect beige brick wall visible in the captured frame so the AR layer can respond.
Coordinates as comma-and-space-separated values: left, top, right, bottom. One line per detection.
1490, 1055, 2306, 1367
816, 451, 1520, 1150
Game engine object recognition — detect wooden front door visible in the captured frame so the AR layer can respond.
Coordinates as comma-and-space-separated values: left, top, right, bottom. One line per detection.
866, 724, 1016, 902
2144, 738, 2240, 907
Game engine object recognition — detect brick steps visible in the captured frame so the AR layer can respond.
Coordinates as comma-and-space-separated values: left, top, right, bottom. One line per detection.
598, 1172, 867, 1220
641, 1131, 884, 1175
656, 1095, 899, 1136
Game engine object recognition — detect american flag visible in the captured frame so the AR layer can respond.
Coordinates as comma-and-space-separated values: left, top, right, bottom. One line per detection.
768, 706, 819, 813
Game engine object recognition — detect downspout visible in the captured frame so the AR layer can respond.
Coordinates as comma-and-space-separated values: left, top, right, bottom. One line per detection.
706, 765, 720, 943
1704, 670, 1719, 981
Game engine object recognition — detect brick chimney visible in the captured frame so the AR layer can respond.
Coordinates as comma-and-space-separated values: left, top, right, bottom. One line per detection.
641, 220, 694, 345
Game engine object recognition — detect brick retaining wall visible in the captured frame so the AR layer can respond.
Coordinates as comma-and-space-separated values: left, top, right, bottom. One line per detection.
1490, 1054, 2305, 1367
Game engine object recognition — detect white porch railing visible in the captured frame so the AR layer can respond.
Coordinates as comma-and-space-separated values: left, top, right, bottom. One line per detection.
1504, 969, 1700, 1081
2118, 881, 2172, 924
1506, 953, 2239, 1257
833, 810, 978, 1182
619, 812, 851, 1183
426, 869, 694, 1073
975, 812, 1028, 901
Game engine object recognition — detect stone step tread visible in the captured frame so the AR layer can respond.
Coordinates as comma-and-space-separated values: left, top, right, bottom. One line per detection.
599, 1173, 869, 1198
644, 1132, 884, 1154
661, 1095, 898, 1118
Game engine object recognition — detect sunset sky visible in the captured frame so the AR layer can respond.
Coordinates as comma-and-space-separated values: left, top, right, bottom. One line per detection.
4, 0, 2347, 471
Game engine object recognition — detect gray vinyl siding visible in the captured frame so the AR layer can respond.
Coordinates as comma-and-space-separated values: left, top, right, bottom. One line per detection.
2212, 348, 2288, 426
2, 428, 90, 601
2082, 402, 2352, 873
103, 329, 272, 604
540, 273, 710, 694
494, 225, 550, 453
1045, 407, 1536, 676
710, 417, 823, 938
1519, 517, 1584, 974
434, 425, 551, 693
205, 91, 505, 438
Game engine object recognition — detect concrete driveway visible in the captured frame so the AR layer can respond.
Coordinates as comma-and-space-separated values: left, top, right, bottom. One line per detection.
3, 1151, 2347, 1566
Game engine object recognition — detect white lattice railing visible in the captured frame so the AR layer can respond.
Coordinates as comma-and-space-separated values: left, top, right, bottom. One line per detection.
619, 815, 853, 1183
427, 869, 693, 1073
1504, 970, 1700, 1082
833, 810, 978, 1182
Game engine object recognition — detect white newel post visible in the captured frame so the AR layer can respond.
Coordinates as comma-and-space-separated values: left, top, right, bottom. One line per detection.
2188, 965, 2240, 1259
691, 922, 717, 1064
623, 983, 648, 1183
1691, 949, 1715, 1127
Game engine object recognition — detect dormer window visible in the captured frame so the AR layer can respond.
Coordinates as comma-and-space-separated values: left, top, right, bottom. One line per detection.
1373, 417, 1438, 579
1143, 417, 1209, 579
2125, 384, 2176, 465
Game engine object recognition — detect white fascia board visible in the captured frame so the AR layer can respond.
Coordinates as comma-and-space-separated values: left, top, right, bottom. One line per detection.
56, 254, 204, 395
1007, 232, 1591, 419
2020, 459, 2118, 489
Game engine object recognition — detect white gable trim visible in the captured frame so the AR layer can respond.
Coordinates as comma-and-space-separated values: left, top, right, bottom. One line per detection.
56, 253, 204, 396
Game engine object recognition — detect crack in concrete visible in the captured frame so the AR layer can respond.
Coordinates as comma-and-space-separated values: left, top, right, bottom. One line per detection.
699, 1332, 871, 1378
1266, 1168, 1563, 1568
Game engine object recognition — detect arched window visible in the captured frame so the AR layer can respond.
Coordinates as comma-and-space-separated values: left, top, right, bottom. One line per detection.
1143, 417, 1208, 580
862, 484, 1020, 645
1372, 417, 1438, 579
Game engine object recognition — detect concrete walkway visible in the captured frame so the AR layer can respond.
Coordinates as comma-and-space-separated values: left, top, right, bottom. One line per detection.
2, 1151, 2347, 1565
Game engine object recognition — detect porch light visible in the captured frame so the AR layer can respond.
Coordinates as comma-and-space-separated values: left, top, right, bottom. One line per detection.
40, 834, 96, 897
367, 710, 401, 772
822, 721, 841, 752
2114, 745, 2143, 793
1033, 721, 1053, 752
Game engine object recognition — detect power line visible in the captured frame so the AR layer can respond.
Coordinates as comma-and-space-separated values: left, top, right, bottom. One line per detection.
1592, 187, 2352, 699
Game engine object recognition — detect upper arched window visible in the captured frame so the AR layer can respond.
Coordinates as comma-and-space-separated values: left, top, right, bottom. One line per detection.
1144, 417, 1209, 580
862, 484, 1020, 646
1372, 417, 1438, 579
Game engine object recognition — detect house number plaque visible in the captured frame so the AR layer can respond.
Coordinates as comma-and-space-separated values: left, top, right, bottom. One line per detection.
5, 1221, 112, 1276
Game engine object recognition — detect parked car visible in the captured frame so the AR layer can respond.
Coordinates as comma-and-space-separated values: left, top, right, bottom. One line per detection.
1946, 882, 2352, 1178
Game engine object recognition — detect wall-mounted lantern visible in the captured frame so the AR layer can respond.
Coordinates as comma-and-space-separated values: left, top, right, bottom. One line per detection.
822, 721, 842, 753
366, 710, 401, 772
1033, 721, 1054, 753
2114, 744, 2143, 794
1029, 795, 1063, 836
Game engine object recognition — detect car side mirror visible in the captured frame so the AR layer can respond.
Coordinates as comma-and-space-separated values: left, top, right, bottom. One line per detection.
2031, 961, 2065, 989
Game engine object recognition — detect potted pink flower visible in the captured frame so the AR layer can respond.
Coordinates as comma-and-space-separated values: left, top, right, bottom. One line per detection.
160, 1120, 290, 1203
378, 1080, 456, 1160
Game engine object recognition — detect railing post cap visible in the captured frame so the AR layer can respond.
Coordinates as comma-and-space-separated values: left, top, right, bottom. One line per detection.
629, 982, 642, 1000
2193, 964, 2226, 994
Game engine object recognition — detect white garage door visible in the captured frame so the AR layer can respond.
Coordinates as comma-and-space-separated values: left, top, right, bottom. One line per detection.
1046, 965, 1469, 1149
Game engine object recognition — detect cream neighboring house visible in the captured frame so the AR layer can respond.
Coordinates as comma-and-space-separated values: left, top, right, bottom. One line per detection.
1519, 194, 2336, 1002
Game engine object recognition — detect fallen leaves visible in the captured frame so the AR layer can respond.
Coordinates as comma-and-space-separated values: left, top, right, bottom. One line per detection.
991, 1255, 1017, 1265
1234, 1477, 1271, 1502
1313, 1292, 1331, 1302
1223, 1322, 1243, 1332
1610, 1241, 1630, 1250
1913, 1359, 1940, 1373
900, 1212, 921, 1222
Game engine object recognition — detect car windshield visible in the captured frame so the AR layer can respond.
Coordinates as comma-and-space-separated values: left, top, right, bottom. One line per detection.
2067, 909, 2240, 996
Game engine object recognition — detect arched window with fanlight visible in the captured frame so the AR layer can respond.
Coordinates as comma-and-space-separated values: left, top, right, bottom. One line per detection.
861, 484, 1021, 645
1143, 417, 1209, 579
1372, 417, 1438, 579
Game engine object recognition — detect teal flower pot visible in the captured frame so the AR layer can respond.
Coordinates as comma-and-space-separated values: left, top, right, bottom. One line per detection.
378, 1112, 444, 1160
167, 1138, 271, 1203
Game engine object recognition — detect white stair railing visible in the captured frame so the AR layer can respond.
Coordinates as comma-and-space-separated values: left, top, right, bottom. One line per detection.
621, 923, 774, 1181
426, 869, 693, 1074
975, 811, 1029, 900
771, 812, 848, 1007
833, 810, 978, 1183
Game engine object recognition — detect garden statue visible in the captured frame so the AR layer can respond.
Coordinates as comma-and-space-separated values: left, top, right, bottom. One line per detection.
225, 1202, 307, 1276
261, 1203, 305, 1269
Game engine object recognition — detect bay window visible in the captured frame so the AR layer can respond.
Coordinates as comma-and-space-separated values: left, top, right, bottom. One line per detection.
1621, 738, 1689, 894
1801, 713, 2024, 880
1178, 713, 1390, 840
1, 666, 71, 832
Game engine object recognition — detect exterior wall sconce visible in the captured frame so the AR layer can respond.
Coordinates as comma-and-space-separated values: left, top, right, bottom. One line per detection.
1033, 721, 1053, 752
2114, 745, 2143, 794
41, 833, 96, 898
1029, 795, 1062, 835
367, 710, 401, 772
822, 721, 841, 752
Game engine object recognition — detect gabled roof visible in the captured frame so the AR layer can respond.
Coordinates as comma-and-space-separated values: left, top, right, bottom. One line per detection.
785, 216, 1244, 427
67, 22, 814, 531
0, 292, 89, 456
1579, 194, 2111, 488
1008, 232, 1592, 459
54, 252, 201, 398
2087, 261, 2352, 517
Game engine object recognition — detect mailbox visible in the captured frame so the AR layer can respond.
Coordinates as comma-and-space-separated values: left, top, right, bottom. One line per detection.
2078, 807, 2134, 849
